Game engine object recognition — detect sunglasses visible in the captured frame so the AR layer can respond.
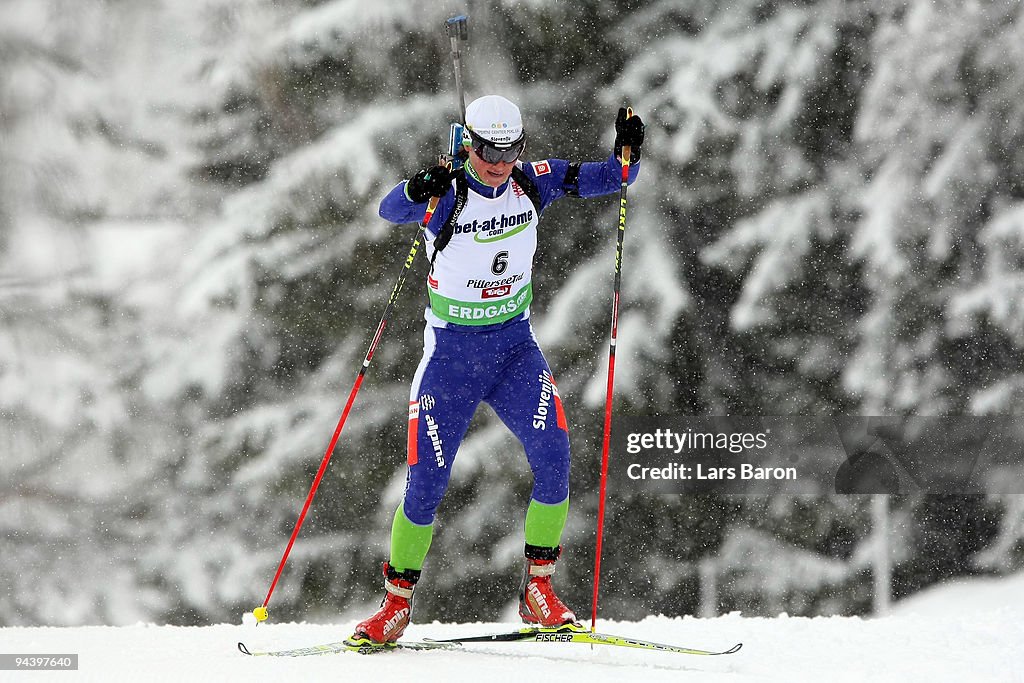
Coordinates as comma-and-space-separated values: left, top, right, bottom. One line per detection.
467, 131, 526, 164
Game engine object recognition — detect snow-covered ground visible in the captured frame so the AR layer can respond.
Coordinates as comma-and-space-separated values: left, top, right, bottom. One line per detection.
3, 574, 1023, 682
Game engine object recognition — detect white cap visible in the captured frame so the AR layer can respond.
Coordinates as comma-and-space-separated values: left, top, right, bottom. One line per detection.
464, 95, 524, 147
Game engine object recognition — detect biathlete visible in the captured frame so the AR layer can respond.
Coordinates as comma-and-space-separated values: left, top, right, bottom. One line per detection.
351, 94, 644, 645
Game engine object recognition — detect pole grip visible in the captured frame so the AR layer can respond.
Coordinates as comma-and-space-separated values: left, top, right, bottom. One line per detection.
620, 107, 633, 170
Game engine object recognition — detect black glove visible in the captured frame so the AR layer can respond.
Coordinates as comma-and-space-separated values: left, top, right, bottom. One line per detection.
614, 107, 645, 164
406, 164, 454, 203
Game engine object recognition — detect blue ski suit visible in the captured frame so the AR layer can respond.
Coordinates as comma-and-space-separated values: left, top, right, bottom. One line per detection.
379, 153, 640, 561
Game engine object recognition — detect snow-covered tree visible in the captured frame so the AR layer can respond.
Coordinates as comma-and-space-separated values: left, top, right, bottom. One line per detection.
1, 0, 231, 625
6, 0, 1024, 626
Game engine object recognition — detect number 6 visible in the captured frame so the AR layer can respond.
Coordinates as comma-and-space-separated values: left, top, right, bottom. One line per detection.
491, 251, 509, 275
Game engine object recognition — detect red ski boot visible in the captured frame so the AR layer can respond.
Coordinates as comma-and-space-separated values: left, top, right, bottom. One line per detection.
350, 563, 419, 644
518, 545, 578, 627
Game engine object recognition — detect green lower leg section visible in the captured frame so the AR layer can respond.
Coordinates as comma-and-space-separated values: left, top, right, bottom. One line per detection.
524, 497, 570, 548
389, 503, 434, 572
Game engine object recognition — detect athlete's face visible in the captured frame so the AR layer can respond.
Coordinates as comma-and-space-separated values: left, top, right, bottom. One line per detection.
468, 147, 516, 187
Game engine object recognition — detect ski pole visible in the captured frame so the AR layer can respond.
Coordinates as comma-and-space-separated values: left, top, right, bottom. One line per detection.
252, 196, 441, 624
591, 108, 633, 632
253, 14, 467, 626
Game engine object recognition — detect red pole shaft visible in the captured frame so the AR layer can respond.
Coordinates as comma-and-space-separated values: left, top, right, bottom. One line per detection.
591, 134, 632, 632
260, 197, 438, 611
